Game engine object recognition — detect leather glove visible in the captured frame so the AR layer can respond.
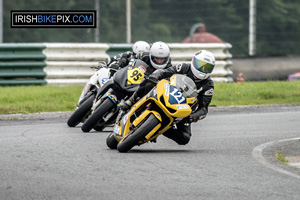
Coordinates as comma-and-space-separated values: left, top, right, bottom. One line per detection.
135, 51, 144, 59
109, 63, 120, 70
189, 113, 206, 123
97, 61, 108, 69
97, 58, 111, 69
188, 113, 199, 123
148, 74, 159, 83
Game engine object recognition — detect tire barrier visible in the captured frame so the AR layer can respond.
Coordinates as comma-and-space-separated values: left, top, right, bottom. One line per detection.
0, 44, 47, 86
43, 43, 109, 85
0, 43, 233, 85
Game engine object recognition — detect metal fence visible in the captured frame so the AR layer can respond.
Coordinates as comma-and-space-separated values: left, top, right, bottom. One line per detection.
3, 0, 300, 58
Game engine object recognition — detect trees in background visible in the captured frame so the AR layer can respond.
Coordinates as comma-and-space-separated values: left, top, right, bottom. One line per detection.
4, 0, 300, 57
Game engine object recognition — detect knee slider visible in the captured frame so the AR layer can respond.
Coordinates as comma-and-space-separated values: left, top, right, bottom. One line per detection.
177, 132, 191, 145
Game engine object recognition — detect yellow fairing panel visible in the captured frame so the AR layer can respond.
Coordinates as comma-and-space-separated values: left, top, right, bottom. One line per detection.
132, 110, 162, 127
127, 68, 145, 85
156, 79, 192, 118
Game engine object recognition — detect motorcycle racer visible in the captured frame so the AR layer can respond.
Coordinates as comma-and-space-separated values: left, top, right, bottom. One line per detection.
79, 41, 173, 132
120, 50, 215, 145
97, 41, 151, 70
98, 41, 172, 75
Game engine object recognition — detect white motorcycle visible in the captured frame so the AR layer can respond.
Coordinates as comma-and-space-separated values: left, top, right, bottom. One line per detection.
67, 65, 110, 127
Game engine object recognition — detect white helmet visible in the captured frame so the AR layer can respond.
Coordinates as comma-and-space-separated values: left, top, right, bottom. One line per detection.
191, 50, 215, 80
150, 41, 170, 69
132, 41, 150, 55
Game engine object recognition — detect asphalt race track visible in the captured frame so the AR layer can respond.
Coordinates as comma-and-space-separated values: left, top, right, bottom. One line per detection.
0, 105, 300, 200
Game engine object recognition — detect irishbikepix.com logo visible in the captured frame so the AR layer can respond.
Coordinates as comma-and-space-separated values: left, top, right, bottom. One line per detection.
11, 10, 96, 28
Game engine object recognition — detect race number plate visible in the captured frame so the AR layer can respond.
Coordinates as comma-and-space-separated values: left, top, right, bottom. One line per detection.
127, 68, 145, 85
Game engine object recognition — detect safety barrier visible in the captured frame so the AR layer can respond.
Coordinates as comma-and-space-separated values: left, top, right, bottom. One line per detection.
0, 43, 233, 85
0, 44, 47, 85
43, 43, 109, 84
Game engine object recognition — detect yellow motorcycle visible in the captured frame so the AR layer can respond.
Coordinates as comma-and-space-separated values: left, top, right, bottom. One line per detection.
106, 74, 198, 152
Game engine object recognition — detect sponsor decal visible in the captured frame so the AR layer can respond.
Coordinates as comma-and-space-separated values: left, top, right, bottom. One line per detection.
204, 57, 210, 62
123, 113, 128, 124
176, 64, 182, 72
109, 94, 118, 102
101, 78, 109, 85
164, 83, 170, 96
113, 125, 121, 136
176, 105, 189, 109
131, 59, 136, 66
170, 76, 176, 85
139, 65, 146, 74
204, 88, 214, 96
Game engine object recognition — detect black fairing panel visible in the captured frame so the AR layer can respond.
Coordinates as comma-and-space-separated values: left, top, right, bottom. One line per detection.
113, 59, 150, 93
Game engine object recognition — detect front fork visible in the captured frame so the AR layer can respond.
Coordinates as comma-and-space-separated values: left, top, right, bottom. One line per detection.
92, 90, 126, 125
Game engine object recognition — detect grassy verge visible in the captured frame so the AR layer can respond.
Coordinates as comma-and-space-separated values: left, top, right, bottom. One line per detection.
211, 81, 300, 106
0, 81, 300, 115
275, 151, 289, 163
0, 85, 83, 114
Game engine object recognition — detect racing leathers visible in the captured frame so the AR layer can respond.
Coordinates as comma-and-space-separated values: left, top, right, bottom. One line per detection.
116, 52, 171, 101
129, 63, 214, 145
100, 51, 152, 70
96, 51, 135, 72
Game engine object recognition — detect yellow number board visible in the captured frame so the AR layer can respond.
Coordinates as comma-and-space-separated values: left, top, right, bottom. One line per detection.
127, 68, 145, 85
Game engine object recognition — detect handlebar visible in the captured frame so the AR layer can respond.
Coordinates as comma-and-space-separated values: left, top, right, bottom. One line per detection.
145, 76, 159, 85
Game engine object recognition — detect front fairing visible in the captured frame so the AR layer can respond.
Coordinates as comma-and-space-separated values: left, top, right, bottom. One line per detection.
96, 67, 110, 87
77, 72, 99, 105
156, 80, 193, 118
113, 59, 149, 93
78, 68, 110, 105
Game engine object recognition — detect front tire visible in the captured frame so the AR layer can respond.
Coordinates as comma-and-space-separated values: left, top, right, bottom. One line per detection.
81, 98, 115, 132
67, 94, 95, 127
93, 125, 105, 132
106, 133, 118, 149
117, 114, 160, 153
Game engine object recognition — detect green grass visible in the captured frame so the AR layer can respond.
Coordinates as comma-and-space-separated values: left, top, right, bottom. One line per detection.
0, 85, 83, 114
211, 81, 300, 106
275, 151, 289, 163
0, 81, 300, 114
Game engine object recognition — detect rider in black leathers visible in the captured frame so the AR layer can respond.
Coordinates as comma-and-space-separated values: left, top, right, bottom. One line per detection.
97, 41, 150, 70
99, 41, 172, 76
121, 50, 215, 145
110, 41, 173, 103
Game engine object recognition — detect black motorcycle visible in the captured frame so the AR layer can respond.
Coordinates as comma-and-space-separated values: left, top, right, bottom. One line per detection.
81, 59, 152, 132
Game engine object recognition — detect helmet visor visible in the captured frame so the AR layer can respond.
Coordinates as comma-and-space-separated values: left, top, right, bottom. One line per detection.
192, 57, 214, 73
151, 56, 169, 65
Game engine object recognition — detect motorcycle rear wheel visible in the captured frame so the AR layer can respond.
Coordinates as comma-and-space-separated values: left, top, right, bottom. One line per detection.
106, 133, 118, 149
81, 98, 115, 132
117, 114, 160, 153
67, 94, 95, 127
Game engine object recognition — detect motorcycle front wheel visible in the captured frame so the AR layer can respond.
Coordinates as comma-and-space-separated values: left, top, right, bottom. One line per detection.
67, 94, 95, 127
106, 133, 118, 149
81, 98, 115, 132
117, 114, 160, 153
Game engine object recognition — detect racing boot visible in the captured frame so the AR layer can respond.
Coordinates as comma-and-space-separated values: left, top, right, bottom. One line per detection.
120, 92, 137, 111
